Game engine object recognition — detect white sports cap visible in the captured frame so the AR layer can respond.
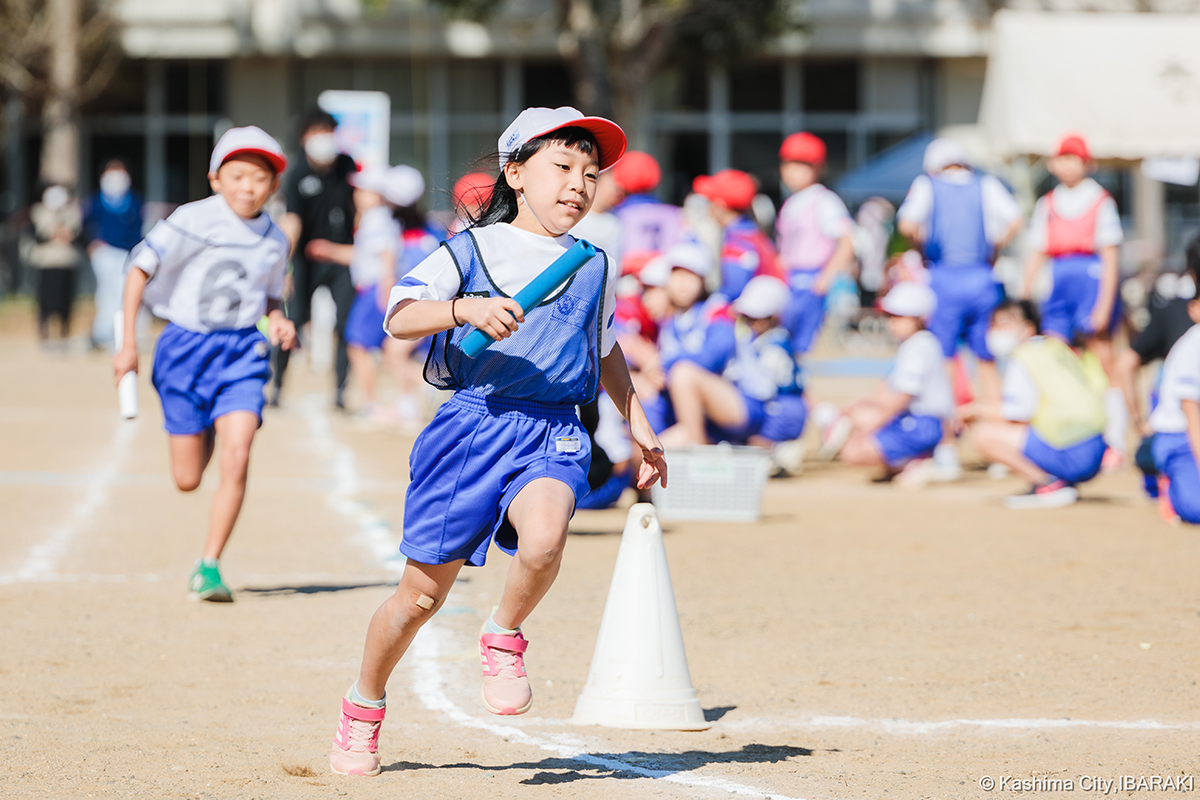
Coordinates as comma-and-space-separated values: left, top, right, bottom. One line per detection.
209, 125, 287, 176
351, 165, 425, 207
498, 107, 627, 171
663, 242, 714, 279
922, 137, 969, 174
879, 281, 937, 319
733, 276, 790, 319
638, 255, 671, 288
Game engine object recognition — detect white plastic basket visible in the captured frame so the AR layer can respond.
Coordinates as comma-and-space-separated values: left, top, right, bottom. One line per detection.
650, 444, 771, 522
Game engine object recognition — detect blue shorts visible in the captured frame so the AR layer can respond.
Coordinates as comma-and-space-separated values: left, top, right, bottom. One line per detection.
782, 274, 826, 355
928, 265, 1002, 361
759, 393, 808, 443
874, 412, 943, 468
644, 391, 676, 435
1153, 432, 1200, 524
1042, 254, 1121, 342
151, 323, 270, 436
401, 390, 592, 567
345, 286, 387, 350
707, 395, 767, 443
1023, 429, 1105, 485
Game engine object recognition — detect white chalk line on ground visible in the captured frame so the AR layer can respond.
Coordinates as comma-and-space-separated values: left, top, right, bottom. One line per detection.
0, 419, 138, 585
723, 715, 1200, 735
308, 395, 806, 799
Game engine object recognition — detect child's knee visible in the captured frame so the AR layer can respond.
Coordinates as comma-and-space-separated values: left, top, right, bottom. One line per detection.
173, 470, 202, 492
390, 587, 442, 625
219, 441, 253, 479
518, 529, 568, 570
667, 360, 702, 386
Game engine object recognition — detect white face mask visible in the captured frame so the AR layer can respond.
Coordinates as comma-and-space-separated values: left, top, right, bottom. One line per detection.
986, 329, 1020, 360
304, 133, 338, 165
42, 185, 69, 211
100, 169, 131, 198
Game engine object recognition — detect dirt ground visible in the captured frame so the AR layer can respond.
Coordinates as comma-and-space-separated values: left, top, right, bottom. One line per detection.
2, 304, 1198, 800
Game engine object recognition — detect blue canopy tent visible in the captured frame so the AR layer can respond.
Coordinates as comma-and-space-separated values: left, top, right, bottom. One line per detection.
834, 132, 934, 208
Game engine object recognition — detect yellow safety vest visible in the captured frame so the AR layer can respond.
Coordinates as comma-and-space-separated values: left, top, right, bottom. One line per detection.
1010, 337, 1106, 448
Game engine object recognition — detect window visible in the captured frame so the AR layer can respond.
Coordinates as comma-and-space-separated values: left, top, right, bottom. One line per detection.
661, 132, 709, 205
730, 63, 782, 112
804, 61, 859, 113
522, 61, 574, 110
449, 61, 502, 114
731, 132, 783, 202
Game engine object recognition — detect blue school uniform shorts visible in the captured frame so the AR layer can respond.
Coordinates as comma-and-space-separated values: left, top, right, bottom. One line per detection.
1152, 432, 1200, 524
1041, 254, 1122, 342
927, 265, 1002, 361
400, 390, 592, 567
1023, 430, 1105, 485
151, 323, 270, 436
345, 286, 388, 350
873, 412, 943, 468
782, 273, 826, 355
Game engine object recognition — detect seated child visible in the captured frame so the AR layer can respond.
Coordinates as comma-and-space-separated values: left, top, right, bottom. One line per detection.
964, 299, 1107, 509
821, 282, 952, 476
1149, 295, 1200, 524
660, 275, 805, 451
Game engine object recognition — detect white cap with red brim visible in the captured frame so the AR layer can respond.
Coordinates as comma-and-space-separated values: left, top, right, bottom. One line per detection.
663, 242, 714, 279
350, 165, 425, 207
733, 276, 789, 319
879, 281, 937, 320
209, 126, 287, 176
498, 107, 627, 172
638, 255, 671, 288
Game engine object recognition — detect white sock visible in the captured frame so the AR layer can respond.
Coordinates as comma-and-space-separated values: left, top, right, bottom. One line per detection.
484, 612, 518, 636
1104, 387, 1129, 454
349, 681, 386, 709
811, 402, 840, 432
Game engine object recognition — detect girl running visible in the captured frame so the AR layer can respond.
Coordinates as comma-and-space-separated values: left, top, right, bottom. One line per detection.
328, 107, 667, 777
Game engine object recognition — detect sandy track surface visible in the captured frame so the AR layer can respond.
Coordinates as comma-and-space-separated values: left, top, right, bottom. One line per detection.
2, 315, 1198, 800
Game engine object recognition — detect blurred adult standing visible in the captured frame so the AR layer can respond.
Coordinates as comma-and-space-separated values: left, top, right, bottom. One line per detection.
273, 108, 358, 409
83, 159, 143, 350
28, 184, 83, 347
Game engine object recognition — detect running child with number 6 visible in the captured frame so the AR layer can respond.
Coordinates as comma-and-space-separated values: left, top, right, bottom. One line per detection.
328, 107, 668, 778
111, 127, 297, 604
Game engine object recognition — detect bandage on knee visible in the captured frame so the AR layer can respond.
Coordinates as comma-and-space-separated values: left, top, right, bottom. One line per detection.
412, 591, 436, 610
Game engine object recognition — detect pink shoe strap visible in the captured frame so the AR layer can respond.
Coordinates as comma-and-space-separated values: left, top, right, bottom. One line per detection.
481, 632, 528, 653
342, 697, 386, 722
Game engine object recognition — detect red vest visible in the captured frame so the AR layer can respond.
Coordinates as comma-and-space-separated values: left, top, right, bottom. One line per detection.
1046, 190, 1108, 257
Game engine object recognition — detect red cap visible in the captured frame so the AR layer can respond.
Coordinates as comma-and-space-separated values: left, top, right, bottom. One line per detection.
692, 170, 757, 212
611, 151, 661, 194
779, 132, 826, 166
453, 171, 494, 210
620, 249, 659, 277
1056, 134, 1091, 161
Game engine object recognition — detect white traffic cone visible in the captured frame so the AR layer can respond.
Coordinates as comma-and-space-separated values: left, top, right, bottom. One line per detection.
571, 503, 710, 730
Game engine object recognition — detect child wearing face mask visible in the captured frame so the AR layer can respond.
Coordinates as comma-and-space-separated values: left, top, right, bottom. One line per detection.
84, 158, 145, 350
328, 107, 667, 778
961, 299, 1107, 509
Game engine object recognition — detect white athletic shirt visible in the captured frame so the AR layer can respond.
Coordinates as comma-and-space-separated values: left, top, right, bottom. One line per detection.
1027, 178, 1124, 253
1000, 356, 1040, 423
129, 195, 288, 334
350, 206, 400, 288
777, 184, 853, 239
385, 222, 620, 356
897, 171, 1022, 245
889, 329, 954, 419
1150, 324, 1200, 434
570, 210, 623, 267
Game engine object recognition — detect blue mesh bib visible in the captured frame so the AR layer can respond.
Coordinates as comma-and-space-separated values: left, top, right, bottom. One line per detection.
424, 229, 609, 405
926, 175, 992, 268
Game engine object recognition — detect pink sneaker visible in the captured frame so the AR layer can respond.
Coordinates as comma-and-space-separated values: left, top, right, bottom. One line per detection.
329, 696, 385, 776
479, 626, 532, 715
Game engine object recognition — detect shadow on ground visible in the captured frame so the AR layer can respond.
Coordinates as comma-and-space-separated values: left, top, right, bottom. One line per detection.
381, 742, 817, 784
239, 581, 395, 597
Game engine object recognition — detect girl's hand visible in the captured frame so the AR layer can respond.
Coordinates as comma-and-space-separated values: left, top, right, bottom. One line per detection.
459, 297, 525, 341
112, 346, 138, 386
305, 239, 336, 262
269, 313, 297, 351
630, 416, 668, 489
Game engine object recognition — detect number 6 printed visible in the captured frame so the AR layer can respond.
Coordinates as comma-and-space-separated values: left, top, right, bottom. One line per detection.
198, 261, 247, 328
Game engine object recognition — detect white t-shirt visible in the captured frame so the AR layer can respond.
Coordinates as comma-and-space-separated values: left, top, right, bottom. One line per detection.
897, 171, 1022, 245
1150, 324, 1200, 434
571, 210, 623, 267
777, 184, 852, 240
386, 222, 620, 356
888, 329, 953, 419
1000, 357, 1040, 423
130, 195, 288, 334
350, 206, 400, 288
1028, 178, 1124, 253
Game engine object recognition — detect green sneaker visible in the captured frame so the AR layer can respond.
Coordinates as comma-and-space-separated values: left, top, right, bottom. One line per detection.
188, 560, 233, 603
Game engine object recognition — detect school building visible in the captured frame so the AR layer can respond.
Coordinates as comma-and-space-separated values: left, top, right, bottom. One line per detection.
1, 0, 1196, 258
